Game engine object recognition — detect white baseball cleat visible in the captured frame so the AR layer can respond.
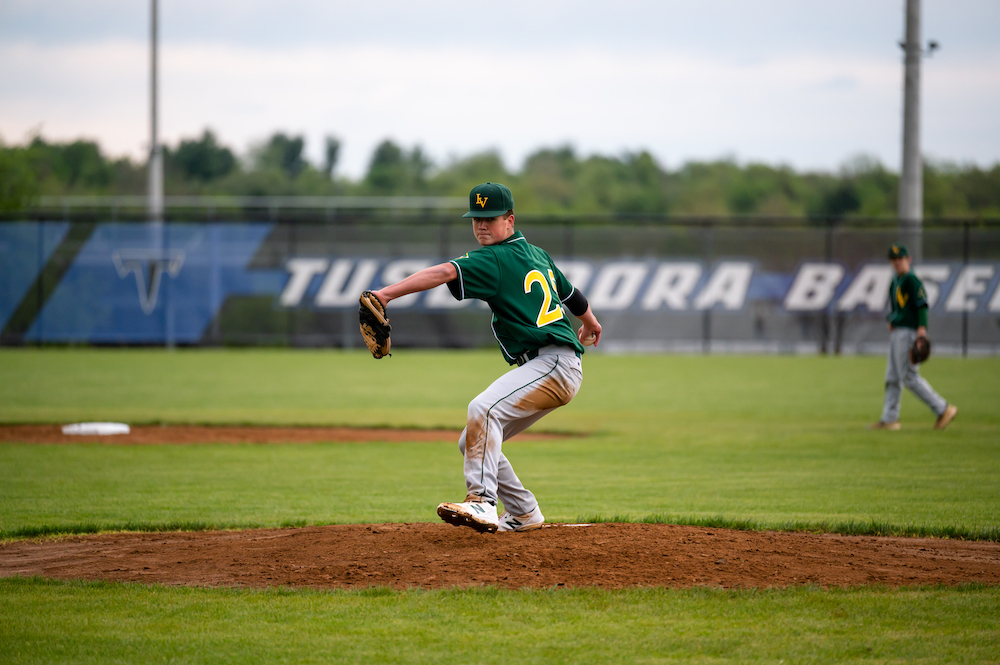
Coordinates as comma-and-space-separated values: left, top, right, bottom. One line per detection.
437, 500, 499, 534
498, 505, 545, 532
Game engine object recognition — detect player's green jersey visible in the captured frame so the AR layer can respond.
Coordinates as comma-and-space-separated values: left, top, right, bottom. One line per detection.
447, 231, 585, 364
887, 271, 928, 329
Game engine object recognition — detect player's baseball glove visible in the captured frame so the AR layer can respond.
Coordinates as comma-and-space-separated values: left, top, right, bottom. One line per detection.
359, 291, 391, 359
910, 335, 931, 365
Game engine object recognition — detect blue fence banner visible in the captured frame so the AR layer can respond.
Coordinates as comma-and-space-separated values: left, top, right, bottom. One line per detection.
2, 220, 998, 354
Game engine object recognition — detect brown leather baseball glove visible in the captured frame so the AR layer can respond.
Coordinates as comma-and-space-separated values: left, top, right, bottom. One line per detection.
910, 335, 931, 365
359, 291, 391, 359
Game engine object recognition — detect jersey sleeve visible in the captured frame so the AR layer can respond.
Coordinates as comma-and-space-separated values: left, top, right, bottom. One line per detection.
910, 275, 929, 327
912, 277, 928, 309
886, 279, 895, 322
546, 254, 577, 303
447, 248, 500, 301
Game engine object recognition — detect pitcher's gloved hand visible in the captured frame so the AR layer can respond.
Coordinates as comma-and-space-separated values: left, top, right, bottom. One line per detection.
359, 291, 391, 359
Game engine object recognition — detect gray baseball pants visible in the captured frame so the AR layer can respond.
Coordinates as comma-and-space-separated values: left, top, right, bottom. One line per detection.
880, 327, 947, 423
458, 345, 583, 515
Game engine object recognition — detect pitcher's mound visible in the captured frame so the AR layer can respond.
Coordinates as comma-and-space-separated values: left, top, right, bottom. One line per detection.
2, 523, 998, 590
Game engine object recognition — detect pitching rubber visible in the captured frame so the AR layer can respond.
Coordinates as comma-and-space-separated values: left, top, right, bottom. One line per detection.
437, 503, 498, 534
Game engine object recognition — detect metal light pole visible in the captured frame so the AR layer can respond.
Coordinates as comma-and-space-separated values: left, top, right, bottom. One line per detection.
148, 0, 163, 223
149, 0, 172, 347
898, 0, 937, 260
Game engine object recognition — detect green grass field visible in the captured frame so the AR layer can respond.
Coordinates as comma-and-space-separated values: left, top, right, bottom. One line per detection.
1, 348, 999, 663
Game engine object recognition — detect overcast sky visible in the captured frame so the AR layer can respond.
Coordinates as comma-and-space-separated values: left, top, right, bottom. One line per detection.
1, 0, 998, 179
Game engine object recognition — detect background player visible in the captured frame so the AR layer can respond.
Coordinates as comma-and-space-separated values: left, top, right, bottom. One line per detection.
870, 244, 958, 430
370, 182, 602, 533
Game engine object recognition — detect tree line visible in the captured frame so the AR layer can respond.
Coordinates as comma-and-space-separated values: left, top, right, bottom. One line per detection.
2, 130, 998, 218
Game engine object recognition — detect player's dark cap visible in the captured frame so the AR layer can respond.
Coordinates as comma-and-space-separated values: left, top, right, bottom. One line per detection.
888, 244, 909, 259
463, 182, 514, 218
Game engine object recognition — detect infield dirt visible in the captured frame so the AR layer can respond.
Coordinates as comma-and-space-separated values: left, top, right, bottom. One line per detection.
0, 424, 567, 445
2, 425, 998, 590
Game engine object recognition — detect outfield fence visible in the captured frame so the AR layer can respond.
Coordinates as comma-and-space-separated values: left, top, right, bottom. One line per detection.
2, 206, 999, 355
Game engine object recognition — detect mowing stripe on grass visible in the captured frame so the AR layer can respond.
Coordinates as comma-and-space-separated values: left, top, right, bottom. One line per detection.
2, 577, 999, 665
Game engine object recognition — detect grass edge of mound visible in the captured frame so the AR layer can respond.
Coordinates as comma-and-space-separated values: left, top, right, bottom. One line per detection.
579, 514, 1000, 542
4, 515, 997, 543
3, 574, 999, 595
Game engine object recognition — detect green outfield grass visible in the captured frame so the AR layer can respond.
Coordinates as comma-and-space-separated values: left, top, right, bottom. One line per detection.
1, 348, 998, 663
1, 349, 998, 540
0, 578, 997, 665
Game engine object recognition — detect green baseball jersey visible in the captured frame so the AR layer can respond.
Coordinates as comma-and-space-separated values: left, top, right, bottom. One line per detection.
447, 231, 585, 364
887, 271, 928, 329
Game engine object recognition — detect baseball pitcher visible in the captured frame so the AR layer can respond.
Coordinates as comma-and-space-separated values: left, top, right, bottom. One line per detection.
364, 182, 602, 533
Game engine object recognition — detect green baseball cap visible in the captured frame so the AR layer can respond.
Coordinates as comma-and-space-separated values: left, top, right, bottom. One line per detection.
888, 244, 909, 259
462, 182, 514, 218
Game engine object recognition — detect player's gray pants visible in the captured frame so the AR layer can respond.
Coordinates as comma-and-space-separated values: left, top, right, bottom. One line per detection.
458, 346, 583, 515
880, 327, 947, 423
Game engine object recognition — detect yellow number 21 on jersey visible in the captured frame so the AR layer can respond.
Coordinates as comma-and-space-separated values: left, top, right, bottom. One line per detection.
524, 269, 564, 328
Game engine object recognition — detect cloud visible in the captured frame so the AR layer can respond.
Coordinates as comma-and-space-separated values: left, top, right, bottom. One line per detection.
1, 38, 998, 177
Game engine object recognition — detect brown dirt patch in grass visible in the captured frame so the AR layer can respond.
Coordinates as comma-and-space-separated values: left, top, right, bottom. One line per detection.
0, 424, 567, 445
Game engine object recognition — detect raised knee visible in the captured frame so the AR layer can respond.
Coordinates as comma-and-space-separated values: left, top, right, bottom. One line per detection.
467, 399, 489, 426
